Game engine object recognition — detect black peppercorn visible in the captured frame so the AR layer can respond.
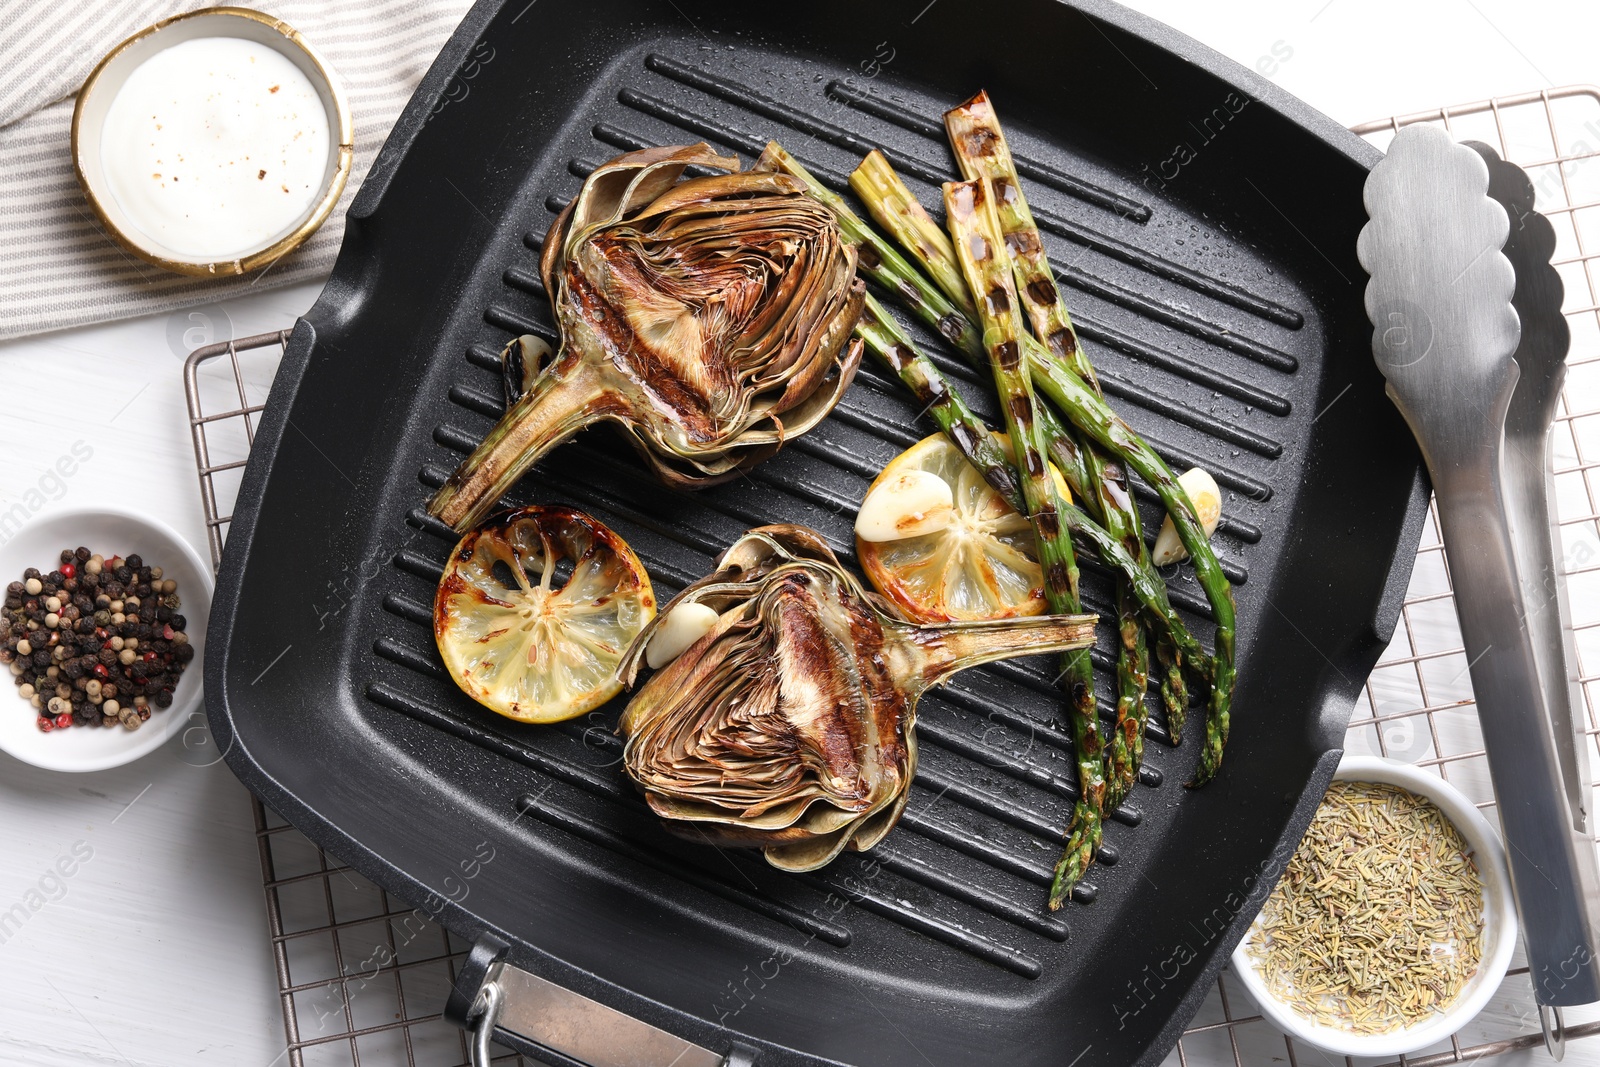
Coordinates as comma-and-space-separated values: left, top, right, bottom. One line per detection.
74, 547, 89, 563
32, 649, 49, 667
171, 615, 186, 632
154, 689, 173, 709
113, 566, 131, 584
175, 644, 195, 663
125, 554, 142, 570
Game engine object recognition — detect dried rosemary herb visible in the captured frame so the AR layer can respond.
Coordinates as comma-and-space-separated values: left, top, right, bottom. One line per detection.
1246, 780, 1486, 1034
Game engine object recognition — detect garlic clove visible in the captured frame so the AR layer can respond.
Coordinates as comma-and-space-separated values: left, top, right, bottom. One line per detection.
645, 602, 721, 669
855, 469, 956, 543
1151, 467, 1222, 567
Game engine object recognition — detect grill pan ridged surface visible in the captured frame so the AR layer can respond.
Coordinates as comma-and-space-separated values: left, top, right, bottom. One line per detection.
207, 2, 1431, 1063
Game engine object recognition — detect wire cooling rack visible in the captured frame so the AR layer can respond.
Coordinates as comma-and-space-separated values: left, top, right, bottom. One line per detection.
183, 86, 1600, 1067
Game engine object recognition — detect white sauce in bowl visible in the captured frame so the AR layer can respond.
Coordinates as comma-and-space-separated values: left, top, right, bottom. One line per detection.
100, 36, 330, 259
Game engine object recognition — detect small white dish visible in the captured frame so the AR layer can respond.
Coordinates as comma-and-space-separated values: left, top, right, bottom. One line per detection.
1231, 754, 1518, 1058
0, 507, 211, 773
72, 6, 353, 277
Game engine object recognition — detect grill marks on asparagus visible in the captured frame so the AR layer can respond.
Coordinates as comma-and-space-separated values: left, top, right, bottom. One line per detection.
855, 295, 1025, 508
945, 177, 1104, 911
945, 93, 1098, 393
1025, 351, 1237, 786
943, 91, 1160, 819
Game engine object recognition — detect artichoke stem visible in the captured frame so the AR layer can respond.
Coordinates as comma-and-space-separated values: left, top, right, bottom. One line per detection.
911, 613, 1098, 688
429, 358, 614, 532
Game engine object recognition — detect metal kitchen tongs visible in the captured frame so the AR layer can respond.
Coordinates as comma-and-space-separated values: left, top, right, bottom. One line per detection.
1359, 123, 1600, 1055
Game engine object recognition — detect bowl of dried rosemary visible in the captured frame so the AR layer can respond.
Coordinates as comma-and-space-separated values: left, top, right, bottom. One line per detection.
1231, 755, 1518, 1057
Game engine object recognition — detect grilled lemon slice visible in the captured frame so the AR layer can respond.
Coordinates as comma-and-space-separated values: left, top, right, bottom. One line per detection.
857, 433, 1069, 623
434, 506, 655, 722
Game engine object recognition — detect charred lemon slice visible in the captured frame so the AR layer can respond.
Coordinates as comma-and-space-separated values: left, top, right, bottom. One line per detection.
434, 506, 655, 722
857, 433, 1069, 623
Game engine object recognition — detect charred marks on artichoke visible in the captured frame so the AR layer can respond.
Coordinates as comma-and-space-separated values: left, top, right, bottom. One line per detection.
1152, 467, 1221, 566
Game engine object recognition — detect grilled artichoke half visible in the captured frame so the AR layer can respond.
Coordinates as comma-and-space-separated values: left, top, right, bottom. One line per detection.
429, 144, 867, 531
616, 525, 1096, 872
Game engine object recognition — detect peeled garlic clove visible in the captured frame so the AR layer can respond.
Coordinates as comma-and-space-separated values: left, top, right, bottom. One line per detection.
645, 602, 721, 669
1152, 467, 1222, 567
855, 469, 956, 542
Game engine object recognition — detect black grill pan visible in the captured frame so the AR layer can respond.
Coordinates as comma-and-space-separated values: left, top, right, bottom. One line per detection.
206, 1, 1430, 1063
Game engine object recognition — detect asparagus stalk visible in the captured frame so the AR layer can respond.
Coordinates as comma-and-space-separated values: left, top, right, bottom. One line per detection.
944, 91, 1099, 390
1109, 584, 1150, 810
939, 98, 1160, 803
851, 150, 977, 321
1025, 345, 1236, 786
855, 295, 1024, 508
1084, 446, 1152, 811
945, 176, 1103, 909
1156, 638, 1190, 745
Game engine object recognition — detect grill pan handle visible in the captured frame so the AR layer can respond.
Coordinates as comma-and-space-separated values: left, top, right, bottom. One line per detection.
449, 934, 756, 1067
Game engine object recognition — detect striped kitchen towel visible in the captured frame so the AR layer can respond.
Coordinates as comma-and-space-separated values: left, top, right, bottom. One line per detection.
0, 0, 472, 340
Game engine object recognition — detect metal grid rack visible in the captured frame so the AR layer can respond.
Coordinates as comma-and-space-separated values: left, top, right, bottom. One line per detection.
181, 86, 1600, 1067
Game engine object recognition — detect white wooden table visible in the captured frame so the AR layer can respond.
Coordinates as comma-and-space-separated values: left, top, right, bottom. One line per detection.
1, 2, 1597, 1064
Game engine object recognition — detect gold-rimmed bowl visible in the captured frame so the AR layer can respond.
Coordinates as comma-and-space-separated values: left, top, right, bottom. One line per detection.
71, 6, 353, 277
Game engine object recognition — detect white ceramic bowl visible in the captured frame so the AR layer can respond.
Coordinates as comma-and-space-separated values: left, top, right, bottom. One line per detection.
0, 507, 211, 773
1231, 754, 1519, 1058
71, 6, 353, 276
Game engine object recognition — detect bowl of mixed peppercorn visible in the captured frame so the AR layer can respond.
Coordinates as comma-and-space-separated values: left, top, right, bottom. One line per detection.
0, 507, 211, 772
